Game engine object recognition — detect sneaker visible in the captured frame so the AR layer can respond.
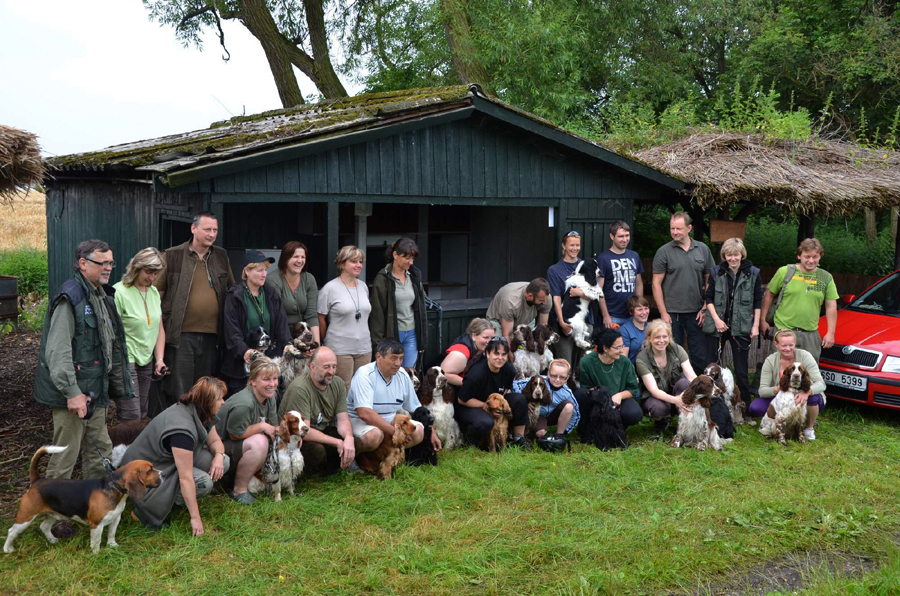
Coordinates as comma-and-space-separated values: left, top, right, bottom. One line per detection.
229, 491, 256, 505
508, 435, 533, 451
803, 428, 816, 441
345, 460, 364, 475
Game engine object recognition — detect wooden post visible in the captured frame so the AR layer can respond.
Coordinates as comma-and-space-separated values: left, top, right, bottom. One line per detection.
354, 202, 371, 281
417, 205, 429, 281
327, 201, 339, 280
797, 213, 815, 246
894, 209, 900, 272
864, 209, 877, 246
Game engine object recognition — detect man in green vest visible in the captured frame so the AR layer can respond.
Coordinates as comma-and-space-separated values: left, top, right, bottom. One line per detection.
760, 238, 838, 360
155, 211, 234, 405
34, 240, 134, 498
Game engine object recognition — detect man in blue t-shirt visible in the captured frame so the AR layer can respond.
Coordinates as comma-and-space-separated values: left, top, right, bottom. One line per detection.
547, 231, 590, 368
597, 221, 644, 328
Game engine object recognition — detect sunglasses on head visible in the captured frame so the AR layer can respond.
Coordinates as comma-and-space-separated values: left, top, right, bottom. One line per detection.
487, 336, 509, 347
565, 231, 581, 238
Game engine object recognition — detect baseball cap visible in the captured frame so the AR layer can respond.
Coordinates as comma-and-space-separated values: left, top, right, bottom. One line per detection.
244, 250, 275, 267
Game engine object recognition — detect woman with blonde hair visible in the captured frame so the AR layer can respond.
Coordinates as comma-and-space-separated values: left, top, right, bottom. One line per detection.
221, 250, 292, 396
215, 357, 281, 505
114, 247, 166, 420
318, 245, 372, 386
635, 319, 696, 429
122, 376, 229, 533
702, 237, 762, 410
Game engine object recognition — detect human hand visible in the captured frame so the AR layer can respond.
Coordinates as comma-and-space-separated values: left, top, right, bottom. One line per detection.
715, 318, 729, 333
823, 332, 835, 349
760, 320, 771, 338
696, 309, 706, 325
244, 349, 255, 364
603, 316, 614, 329
795, 391, 810, 407
750, 326, 759, 339
431, 429, 443, 452
569, 287, 584, 299
261, 423, 277, 439
338, 437, 356, 468
611, 392, 623, 406
209, 453, 225, 482
154, 360, 167, 376
67, 394, 89, 419
190, 517, 204, 537
661, 312, 672, 325
560, 321, 573, 335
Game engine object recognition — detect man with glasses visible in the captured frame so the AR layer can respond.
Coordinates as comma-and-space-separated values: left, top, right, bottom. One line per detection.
547, 231, 589, 368
34, 240, 134, 536
156, 211, 234, 405
278, 346, 357, 475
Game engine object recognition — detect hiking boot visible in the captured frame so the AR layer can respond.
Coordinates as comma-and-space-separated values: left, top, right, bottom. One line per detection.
508, 435, 533, 451
51, 521, 77, 539
803, 428, 816, 441
229, 491, 256, 506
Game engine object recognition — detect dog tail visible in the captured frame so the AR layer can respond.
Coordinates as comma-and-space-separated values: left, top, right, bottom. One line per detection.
30, 445, 67, 483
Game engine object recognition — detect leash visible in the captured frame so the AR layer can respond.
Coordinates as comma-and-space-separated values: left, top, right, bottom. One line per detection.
264, 433, 280, 481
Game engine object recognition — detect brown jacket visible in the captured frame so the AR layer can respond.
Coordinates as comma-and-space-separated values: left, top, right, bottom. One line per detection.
156, 241, 234, 348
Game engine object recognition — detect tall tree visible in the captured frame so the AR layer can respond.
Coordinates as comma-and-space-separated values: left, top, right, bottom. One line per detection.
143, 0, 347, 107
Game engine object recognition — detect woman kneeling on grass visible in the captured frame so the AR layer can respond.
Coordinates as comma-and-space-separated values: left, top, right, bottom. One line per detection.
574, 327, 642, 441
215, 357, 280, 505
750, 328, 826, 441
123, 376, 228, 535
513, 359, 580, 438
635, 319, 696, 431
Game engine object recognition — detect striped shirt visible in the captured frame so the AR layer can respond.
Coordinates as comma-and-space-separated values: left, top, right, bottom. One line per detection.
346, 362, 421, 424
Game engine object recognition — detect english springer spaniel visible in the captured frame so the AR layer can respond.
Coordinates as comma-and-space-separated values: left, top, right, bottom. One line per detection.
520, 374, 552, 440
766, 362, 813, 445
248, 411, 309, 501
561, 258, 604, 349
671, 375, 731, 451
704, 363, 749, 426
418, 366, 462, 450
511, 324, 559, 379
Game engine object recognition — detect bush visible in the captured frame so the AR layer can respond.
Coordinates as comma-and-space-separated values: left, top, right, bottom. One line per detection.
0, 248, 49, 296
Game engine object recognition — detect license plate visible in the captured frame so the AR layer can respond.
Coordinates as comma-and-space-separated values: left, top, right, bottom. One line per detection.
823, 370, 868, 392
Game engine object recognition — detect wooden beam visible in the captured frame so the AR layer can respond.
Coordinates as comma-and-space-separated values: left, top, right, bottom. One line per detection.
327, 201, 339, 280
733, 202, 757, 222
209, 192, 560, 207
797, 213, 815, 246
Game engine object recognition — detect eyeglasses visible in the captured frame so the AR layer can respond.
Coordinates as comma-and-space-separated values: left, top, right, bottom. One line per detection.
85, 258, 116, 269
609, 344, 625, 351
548, 373, 568, 381
565, 231, 581, 238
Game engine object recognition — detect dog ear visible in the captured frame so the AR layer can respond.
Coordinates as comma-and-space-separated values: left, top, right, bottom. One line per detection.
501, 398, 513, 419
541, 378, 553, 405
779, 369, 792, 393
124, 464, 150, 500
799, 366, 812, 393
525, 331, 535, 354
682, 382, 697, 405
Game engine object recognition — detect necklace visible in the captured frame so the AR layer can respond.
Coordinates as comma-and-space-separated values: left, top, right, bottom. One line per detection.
341, 277, 361, 322
138, 285, 151, 326
598, 355, 616, 373
246, 283, 265, 320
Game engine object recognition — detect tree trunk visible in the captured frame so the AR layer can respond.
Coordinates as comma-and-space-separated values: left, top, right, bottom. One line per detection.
440, 0, 489, 86
797, 213, 815, 246
302, 0, 347, 98
241, 0, 305, 107
864, 208, 877, 246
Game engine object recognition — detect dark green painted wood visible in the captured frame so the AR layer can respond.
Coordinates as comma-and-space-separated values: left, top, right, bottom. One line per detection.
266, 162, 283, 193
422, 301, 491, 368
284, 159, 299, 193
210, 193, 559, 207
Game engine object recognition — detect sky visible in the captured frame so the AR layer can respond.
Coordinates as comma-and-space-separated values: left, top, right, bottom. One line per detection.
0, 0, 359, 157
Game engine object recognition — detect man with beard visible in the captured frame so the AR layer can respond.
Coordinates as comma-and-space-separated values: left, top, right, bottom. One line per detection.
485, 278, 552, 348
279, 347, 356, 475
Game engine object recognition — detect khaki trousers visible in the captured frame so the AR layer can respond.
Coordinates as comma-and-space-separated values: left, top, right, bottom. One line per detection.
46, 407, 112, 480
335, 353, 371, 388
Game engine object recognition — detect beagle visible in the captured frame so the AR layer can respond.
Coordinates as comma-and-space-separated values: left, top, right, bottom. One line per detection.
4, 445, 162, 555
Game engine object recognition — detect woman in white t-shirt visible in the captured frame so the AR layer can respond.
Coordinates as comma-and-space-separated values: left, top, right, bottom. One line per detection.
318, 246, 372, 386
113, 247, 167, 421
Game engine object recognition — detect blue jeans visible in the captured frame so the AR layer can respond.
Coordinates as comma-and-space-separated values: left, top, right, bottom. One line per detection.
610, 316, 629, 327
399, 329, 418, 368
670, 312, 707, 376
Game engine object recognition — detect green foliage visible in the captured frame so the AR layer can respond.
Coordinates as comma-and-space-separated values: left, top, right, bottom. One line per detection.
0, 249, 49, 296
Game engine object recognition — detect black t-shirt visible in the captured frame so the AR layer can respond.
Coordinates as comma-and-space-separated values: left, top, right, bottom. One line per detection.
458, 359, 517, 403
162, 433, 195, 453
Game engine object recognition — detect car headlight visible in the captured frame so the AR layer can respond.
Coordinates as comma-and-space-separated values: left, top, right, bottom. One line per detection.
882, 356, 900, 374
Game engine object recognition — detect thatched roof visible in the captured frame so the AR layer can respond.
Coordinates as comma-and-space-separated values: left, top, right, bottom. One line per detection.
634, 133, 900, 216
0, 125, 44, 204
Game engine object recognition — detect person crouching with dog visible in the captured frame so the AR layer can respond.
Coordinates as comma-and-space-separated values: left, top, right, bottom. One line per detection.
574, 328, 643, 441
122, 376, 229, 534
514, 359, 581, 439
221, 250, 292, 397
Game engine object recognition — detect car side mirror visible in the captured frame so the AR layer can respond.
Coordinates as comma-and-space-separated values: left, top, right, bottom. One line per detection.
841, 294, 856, 305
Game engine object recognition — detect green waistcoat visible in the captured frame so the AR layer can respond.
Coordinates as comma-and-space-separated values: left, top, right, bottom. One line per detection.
702, 266, 759, 338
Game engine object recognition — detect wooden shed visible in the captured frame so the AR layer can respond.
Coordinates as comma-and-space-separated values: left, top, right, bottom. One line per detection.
44, 85, 684, 364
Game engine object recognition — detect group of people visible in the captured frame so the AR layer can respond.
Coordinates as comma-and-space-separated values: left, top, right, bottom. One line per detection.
33, 209, 838, 536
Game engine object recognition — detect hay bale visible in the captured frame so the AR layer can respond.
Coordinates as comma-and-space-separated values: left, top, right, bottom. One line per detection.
0, 125, 44, 204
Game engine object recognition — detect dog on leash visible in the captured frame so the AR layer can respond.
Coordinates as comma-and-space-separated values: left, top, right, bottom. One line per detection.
108, 419, 151, 468
4, 446, 161, 554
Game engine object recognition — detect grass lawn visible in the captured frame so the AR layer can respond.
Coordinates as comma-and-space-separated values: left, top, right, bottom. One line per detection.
2, 401, 899, 596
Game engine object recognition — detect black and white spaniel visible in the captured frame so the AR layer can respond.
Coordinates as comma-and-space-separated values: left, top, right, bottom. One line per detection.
561, 258, 604, 349
418, 366, 462, 450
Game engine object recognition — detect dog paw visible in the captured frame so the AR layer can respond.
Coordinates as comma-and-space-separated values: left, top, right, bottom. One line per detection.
108, 540, 119, 548
3, 545, 14, 554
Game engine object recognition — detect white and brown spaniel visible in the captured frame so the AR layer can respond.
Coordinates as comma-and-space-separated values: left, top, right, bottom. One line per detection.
561, 258, 604, 349
356, 414, 417, 479
704, 363, 749, 427
249, 410, 309, 501
671, 375, 731, 451
278, 323, 320, 386
511, 324, 559, 379
767, 362, 812, 445
418, 366, 462, 450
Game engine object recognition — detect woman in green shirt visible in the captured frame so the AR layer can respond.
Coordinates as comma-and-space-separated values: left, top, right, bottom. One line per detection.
114, 247, 167, 421
635, 319, 696, 424
574, 327, 643, 439
266, 241, 320, 343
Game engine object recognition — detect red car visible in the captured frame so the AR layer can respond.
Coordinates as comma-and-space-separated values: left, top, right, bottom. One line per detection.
818, 270, 900, 410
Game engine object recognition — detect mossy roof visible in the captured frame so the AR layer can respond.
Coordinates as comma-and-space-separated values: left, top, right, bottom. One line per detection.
46, 84, 682, 191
